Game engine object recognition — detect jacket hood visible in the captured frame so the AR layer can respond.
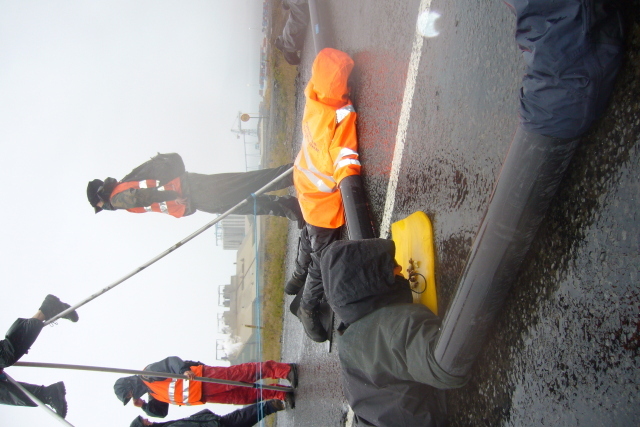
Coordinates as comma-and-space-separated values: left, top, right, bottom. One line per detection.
114, 375, 147, 405
323, 239, 412, 326
306, 48, 354, 109
130, 416, 146, 427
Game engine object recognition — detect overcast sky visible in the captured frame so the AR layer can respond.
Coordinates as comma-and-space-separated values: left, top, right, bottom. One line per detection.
0, 1, 266, 425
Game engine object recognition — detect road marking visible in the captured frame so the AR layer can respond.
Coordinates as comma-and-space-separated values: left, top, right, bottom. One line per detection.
379, 0, 433, 238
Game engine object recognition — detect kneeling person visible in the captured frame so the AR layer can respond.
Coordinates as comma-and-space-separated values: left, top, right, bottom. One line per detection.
323, 239, 467, 427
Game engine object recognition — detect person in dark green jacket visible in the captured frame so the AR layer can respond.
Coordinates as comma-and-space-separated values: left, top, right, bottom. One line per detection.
129, 400, 284, 427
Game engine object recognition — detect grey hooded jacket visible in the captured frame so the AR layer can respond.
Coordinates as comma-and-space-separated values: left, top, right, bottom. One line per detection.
323, 239, 467, 427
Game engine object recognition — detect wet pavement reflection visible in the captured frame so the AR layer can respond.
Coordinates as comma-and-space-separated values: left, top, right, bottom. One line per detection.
275, 0, 640, 425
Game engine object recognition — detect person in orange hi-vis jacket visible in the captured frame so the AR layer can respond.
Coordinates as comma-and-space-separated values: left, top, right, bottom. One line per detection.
287, 48, 362, 342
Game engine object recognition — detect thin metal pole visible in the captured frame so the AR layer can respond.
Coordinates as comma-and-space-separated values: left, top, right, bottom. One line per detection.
44, 167, 293, 325
13, 361, 292, 392
308, 0, 328, 55
3, 372, 75, 426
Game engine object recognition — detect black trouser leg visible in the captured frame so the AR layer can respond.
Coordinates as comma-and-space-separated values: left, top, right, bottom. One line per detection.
1, 318, 44, 368
260, 163, 294, 191
0, 380, 43, 407
219, 400, 279, 427
292, 226, 312, 280
224, 194, 299, 219
300, 225, 341, 310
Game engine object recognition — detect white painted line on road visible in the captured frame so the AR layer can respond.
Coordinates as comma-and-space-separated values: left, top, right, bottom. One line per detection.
344, 406, 355, 427
379, 0, 433, 238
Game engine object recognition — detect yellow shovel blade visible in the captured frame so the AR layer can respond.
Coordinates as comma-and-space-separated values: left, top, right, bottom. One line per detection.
391, 211, 438, 315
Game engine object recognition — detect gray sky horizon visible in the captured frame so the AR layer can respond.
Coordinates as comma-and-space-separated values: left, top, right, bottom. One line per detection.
0, 1, 267, 425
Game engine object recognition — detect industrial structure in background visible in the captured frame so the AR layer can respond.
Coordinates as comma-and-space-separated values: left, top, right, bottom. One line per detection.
215, 214, 247, 250
231, 111, 263, 171
211, 6, 273, 361
217, 216, 263, 364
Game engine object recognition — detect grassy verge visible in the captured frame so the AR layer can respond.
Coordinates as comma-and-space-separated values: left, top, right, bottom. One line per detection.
260, 0, 298, 366
260, 216, 289, 364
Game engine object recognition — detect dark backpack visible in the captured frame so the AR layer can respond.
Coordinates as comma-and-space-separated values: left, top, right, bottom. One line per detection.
121, 153, 186, 186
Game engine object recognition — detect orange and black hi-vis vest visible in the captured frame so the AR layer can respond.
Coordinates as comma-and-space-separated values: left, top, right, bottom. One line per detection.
142, 365, 204, 406
110, 177, 186, 218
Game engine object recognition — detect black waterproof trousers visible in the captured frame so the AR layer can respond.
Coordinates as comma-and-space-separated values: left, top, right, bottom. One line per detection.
292, 225, 342, 310
0, 318, 43, 369
219, 400, 280, 427
0, 317, 46, 407
0, 380, 48, 407
186, 164, 299, 219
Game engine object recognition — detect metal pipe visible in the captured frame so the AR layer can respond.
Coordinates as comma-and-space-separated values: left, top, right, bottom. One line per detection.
308, 0, 328, 55
13, 361, 292, 392
3, 372, 75, 426
432, 128, 580, 378
339, 175, 376, 240
44, 167, 293, 325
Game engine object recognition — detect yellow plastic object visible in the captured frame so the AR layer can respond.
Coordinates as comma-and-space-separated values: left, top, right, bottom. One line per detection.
391, 211, 438, 315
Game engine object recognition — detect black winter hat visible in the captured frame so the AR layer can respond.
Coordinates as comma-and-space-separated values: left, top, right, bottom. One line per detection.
130, 416, 146, 427
87, 179, 104, 213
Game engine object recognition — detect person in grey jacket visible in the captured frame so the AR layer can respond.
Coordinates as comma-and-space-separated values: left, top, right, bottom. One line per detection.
322, 239, 467, 427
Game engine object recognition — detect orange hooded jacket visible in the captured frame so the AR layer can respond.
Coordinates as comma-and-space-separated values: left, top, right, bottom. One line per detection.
293, 48, 361, 229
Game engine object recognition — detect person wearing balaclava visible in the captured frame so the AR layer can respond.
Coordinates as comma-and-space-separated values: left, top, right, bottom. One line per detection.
87, 153, 303, 227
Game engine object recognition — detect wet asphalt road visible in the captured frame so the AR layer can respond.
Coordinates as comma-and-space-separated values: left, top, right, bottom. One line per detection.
275, 1, 640, 426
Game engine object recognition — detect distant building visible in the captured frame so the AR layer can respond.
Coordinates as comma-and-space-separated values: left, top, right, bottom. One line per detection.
219, 219, 264, 364
215, 215, 248, 250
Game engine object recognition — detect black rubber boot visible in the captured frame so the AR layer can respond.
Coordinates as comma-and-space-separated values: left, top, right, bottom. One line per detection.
275, 36, 301, 65
251, 195, 305, 228
284, 274, 306, 296
39, 295, 79, 322
297, 305, 328, 343
42, 382, 68, 418
287, 363, 299, 388
268, 399, 285, 412
284, 391, 296, 409
283, 50, 301, 66
275, 196, 305, 229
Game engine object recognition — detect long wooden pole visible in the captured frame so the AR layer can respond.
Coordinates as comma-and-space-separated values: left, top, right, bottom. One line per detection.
3, 372, 75, 426
44, 167, 293, 325
13, 361, 292, 392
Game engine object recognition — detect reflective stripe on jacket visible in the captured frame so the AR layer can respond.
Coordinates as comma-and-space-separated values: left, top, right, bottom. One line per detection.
294, 48, 361, 229
143, 365, 204, 406
111, 177, 186, 218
